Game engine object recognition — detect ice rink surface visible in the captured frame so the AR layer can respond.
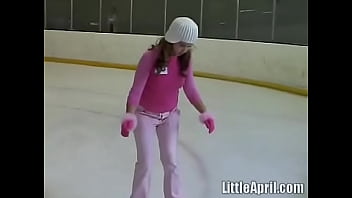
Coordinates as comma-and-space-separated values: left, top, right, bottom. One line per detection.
44, 62, 307, 198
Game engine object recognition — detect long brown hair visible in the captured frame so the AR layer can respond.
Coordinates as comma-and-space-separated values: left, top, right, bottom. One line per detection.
148, 37, 191, 77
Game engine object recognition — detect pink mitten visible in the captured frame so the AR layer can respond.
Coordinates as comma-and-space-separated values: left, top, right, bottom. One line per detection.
121, 113, 137, 137
199, 112, 215, 134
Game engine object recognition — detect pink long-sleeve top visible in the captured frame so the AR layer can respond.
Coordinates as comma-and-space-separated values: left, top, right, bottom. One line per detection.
127, 48, 202, 113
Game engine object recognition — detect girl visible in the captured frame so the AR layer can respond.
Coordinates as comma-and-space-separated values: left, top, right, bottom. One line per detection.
120, 17, 216, 198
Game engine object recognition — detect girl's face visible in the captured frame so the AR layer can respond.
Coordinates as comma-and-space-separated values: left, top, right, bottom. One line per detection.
172, 42, 193, 56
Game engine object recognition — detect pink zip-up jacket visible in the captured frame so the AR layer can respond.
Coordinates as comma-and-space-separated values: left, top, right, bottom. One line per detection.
127, 48, 202, 113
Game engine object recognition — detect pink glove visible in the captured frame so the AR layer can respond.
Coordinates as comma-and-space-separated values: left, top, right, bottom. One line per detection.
199, 112, 215, 134
121, 113, 137, 137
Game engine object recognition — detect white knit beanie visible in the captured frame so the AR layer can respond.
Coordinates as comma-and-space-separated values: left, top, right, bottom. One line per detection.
165, 17, 199, 44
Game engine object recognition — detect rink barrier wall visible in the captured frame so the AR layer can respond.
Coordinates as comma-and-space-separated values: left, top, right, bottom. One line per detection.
44, 56, 307, 96
44, 30, 308, 96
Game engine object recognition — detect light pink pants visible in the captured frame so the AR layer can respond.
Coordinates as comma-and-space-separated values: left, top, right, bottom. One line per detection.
130, 107, 184, 198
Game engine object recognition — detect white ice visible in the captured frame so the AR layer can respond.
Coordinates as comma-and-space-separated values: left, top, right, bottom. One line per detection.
44, 62, 307, 198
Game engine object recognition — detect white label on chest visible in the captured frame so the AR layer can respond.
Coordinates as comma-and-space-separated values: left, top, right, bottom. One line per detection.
155, 67, 168, 75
